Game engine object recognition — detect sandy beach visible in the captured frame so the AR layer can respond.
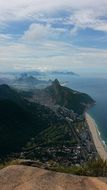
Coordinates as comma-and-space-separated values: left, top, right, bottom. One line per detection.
85, 113, 107, 161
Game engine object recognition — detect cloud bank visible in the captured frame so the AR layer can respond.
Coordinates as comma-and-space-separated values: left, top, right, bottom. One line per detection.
0, 0, 107, 72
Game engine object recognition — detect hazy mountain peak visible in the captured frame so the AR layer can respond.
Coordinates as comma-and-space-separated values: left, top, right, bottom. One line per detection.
52, 79, 60, 87
0, 84, 10, 89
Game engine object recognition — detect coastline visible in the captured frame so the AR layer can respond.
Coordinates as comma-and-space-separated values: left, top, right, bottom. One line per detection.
85, 113, 107, 161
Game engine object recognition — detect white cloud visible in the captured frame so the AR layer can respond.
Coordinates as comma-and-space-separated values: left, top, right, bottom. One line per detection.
0, 34, 13, 42
94, 23, 107, 32
68, 9, 107, 32
0, 0, 107, 72
0, 40, 107, 72
22, 24, 51, 41
22, 23, 66, 41
0, 0, 107, 23
0, 0, 107, 35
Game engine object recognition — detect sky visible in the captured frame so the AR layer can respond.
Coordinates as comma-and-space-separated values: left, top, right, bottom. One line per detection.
0, 0, 107, 73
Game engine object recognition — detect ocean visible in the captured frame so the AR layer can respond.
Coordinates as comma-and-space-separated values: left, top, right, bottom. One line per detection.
66, 75, 107, 146
50, 74, 107, 146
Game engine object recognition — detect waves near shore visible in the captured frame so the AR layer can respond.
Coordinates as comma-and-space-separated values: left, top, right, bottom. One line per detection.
85, 113, 107, 160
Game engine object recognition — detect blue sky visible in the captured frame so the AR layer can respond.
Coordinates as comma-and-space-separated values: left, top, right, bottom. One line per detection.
0, 0, 107, 73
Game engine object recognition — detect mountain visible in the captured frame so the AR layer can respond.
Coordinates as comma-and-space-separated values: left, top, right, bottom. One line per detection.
0, 84, 23, 104
12, 76, 52, 89
45, 79, 95, 114
17, 76, 42, 84
0, 85, 59, 157
25, 79, 95, 114
19, 71, 42, 76
0, 82, 96, 166
0, 79, 6, 85
50, 71, 78, 76
0, 165, 107, 190
16, 76, 51, 86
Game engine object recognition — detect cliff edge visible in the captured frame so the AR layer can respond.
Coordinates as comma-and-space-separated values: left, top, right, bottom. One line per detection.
0, 165, 107, 190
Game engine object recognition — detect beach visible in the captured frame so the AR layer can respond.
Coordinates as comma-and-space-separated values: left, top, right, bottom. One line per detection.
85, 113, 107, 161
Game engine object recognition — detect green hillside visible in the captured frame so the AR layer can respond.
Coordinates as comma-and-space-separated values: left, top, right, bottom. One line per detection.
45, 79, 95, 114
0, 85, 59, 157
0, 83, 95, 166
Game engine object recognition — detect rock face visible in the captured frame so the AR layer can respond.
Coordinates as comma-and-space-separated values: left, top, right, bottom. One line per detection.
0, 165, 107, 190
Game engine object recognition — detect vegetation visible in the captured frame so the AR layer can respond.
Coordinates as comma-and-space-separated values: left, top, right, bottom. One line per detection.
45, 79, 95, 114
1, 158, 107, 177
0, 85, 59, 158
33, 124, 76, 146
23, 79, 95, 114
51, 158, 107, 177
0, 159, 21, 170
0, 83, 98, 177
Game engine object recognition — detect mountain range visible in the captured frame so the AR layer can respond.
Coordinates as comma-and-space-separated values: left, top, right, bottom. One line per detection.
0, 80, 94, 162
23, 79, 94, 114
0, 84, 59, 157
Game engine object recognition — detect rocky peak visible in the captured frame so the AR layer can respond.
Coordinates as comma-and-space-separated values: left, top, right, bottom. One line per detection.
52, 79, 60, 88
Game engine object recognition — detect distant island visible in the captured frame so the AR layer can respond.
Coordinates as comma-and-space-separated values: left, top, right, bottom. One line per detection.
14, 75, 52, 89
0, 71, 78, 90
50, 71, 78, 76
0, 75, 52, 90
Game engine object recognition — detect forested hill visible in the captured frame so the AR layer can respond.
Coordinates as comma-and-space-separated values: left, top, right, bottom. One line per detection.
24, 79, 95, 114
0, 82, 95, 161
45, 79, 95, 113
0, 85, 59, 156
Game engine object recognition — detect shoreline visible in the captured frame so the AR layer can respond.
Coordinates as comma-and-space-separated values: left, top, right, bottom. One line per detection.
85, 113, 107, 161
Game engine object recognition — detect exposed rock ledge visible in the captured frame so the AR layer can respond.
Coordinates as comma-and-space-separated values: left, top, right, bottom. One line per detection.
0, 165, 107, 190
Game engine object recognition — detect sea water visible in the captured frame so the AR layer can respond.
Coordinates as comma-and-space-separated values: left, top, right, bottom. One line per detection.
51, 74, 107, 146
67, 75, 107, 146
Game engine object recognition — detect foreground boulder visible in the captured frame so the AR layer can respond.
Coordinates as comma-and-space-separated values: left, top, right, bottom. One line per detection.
0, 165, 107, 190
